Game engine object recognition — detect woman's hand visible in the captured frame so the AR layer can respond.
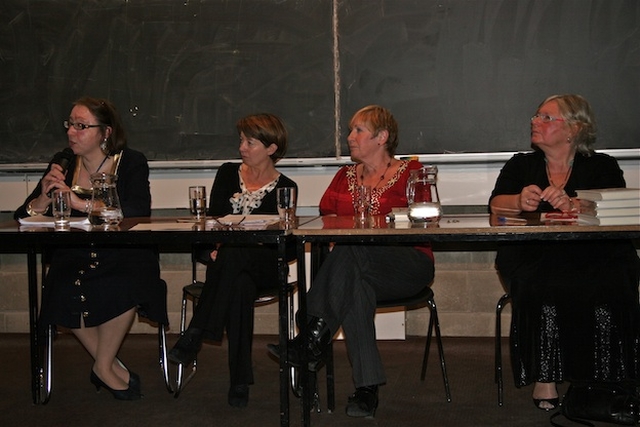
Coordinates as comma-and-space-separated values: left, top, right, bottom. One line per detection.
519, 185, 543, 212
541, 186, 574, 212
41, 164, 68, 197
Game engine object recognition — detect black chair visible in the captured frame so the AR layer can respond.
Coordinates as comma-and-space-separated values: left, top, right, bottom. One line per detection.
316, 285, 452, 413
173, 249, 297, 398
495, 293, 511, 407
40, 252, 172, 404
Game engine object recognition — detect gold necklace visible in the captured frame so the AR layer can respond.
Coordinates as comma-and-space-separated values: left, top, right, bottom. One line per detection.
545, 160, 573, 189
360, 161, 392, 190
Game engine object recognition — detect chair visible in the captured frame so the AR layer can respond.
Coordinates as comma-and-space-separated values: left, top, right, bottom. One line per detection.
173, 249, 297, 398
494, 293, 511, 407
317, 285, 452, 413
40, 252, 172, 404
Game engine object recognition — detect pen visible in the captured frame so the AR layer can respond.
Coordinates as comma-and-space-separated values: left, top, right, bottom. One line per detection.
497, 216, 528, 225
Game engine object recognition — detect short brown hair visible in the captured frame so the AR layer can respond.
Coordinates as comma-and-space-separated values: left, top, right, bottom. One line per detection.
236, 113, 288, 162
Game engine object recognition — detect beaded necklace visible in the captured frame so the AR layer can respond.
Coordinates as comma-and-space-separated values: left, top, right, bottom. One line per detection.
359, 161, 392, 190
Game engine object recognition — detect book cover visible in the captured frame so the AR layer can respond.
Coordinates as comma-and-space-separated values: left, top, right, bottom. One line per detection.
575, 188, 640, 201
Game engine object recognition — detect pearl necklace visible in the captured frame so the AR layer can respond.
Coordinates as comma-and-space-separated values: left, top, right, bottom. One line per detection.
360, 161, 392, 190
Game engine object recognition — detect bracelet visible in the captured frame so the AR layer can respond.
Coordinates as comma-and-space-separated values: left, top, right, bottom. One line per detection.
84, 200, 91, 214
26, 201, 40, 217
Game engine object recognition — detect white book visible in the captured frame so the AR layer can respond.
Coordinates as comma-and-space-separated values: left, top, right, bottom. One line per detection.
576, 188, 640, 201
579, 198, 640, 210
580, 206, 640, 218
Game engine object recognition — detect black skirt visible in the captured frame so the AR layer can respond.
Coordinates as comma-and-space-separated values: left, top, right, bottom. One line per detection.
497, 239, 640, 386
40, 246, 168, 329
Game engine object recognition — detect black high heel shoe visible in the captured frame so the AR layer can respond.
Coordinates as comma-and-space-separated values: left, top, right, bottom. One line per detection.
90, 371, 142, 401
115, 359, 141, 394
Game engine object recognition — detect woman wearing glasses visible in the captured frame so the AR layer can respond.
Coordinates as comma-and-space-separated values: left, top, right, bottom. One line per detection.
14, 96, 167, 400
489, 94, 640, 411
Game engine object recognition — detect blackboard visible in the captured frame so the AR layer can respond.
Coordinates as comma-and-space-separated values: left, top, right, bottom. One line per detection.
1, 0, 638, 165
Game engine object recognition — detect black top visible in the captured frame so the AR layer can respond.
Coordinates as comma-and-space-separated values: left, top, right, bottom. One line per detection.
14, 148, 152, 219
16, 148, 167, 328
208, 162, 298, 216
489, 150, 626, 211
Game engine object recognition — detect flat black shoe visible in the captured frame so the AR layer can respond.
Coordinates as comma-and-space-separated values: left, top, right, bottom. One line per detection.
90, 370, 142, 401
228, 384, 249, 408
346, 386, 379, 418
168, 328, 202, 365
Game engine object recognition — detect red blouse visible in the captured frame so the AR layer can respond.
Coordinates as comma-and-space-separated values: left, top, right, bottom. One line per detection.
319, 159, 433, 259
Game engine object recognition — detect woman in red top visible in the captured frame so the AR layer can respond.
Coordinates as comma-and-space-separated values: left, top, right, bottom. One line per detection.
269, 105, 434, 417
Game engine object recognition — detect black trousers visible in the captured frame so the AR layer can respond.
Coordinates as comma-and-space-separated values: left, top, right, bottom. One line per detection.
189, 244, 279, 386
307, 244, 434, 388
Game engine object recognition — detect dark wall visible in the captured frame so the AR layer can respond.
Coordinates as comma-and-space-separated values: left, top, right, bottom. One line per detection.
1, 0, 638, 164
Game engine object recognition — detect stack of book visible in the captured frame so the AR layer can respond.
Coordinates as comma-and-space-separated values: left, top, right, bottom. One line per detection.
574, 188, 640, 225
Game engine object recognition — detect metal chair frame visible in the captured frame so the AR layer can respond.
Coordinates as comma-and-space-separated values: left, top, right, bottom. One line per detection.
495, 293, 511, 407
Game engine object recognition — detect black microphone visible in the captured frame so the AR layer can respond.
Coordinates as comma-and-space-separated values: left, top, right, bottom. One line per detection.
46, 147, 75, 197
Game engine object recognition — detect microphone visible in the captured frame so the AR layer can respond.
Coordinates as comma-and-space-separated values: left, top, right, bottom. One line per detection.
46, 147, 75, 197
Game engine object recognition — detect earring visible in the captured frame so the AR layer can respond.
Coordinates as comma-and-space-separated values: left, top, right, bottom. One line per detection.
100, 138, 108, 152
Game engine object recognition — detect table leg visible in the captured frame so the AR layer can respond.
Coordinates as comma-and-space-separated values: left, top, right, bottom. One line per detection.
296, 238, 312, 426
27, 248, 43, 404
278, 237, 290, 427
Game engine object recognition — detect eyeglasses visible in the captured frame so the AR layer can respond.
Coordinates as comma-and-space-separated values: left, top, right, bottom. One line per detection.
63, 120, 102, 131
530, 114, 565, 123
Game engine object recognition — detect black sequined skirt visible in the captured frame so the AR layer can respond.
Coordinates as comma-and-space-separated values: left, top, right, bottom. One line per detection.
497, 240, 640, 387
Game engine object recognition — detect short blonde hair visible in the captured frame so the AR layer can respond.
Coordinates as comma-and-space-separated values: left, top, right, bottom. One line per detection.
349, 105, 399, 156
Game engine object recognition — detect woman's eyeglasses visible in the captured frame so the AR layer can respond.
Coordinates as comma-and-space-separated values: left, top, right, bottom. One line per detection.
63, 120, 102, 131
530, 114, 565, 123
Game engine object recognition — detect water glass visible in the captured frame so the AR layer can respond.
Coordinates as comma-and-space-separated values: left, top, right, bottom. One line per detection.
277, 187, 297, 225
189, 186, 207, 220
354, 185, 372, 222
51, 189, 71, 229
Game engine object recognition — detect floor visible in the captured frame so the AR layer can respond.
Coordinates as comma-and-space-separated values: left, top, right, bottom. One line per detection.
0, 333, 603, 426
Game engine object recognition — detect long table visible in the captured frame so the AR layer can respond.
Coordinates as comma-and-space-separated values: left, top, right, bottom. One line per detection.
0, 217, 297, 427
290, 213, 640, 425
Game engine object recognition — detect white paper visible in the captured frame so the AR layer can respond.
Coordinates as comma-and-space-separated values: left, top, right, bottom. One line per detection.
129, 222, 196, 231
207, 214, 281, 229
18, 215, 92, 230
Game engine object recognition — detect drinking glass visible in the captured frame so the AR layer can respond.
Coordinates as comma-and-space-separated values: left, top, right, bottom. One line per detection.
51, 189, 71, 229
189, 186, 207, 220
354, 185, 372, 222
277, 187, 297, 225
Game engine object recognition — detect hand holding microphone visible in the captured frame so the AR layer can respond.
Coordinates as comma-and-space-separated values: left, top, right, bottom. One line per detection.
46, 148, 75, 198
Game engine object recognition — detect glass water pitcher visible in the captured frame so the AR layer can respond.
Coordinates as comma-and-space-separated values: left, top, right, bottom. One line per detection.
89, 172, 123, 229
406, 165, 442, 224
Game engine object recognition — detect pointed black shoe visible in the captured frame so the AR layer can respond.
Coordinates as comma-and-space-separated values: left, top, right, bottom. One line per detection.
346, 385, 379, 418
90, 370, 142, 401
168, 328, 203, 365
267, 316, 331, 371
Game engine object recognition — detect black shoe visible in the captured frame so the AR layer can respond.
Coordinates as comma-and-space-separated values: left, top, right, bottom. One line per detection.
115, 359, 141, 394
168, 328, 203, 365
90, 370, 142, 401
533, 397, 559, 411
228, 384, 249, 408
346, 386, 379, 418
267, 317, 331, 371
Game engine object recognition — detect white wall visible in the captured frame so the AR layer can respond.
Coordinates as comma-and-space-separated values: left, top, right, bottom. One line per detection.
1, 150, 638, 212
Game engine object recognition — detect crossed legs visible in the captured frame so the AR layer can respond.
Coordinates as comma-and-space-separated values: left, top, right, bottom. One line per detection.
72, 307, 137, 390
